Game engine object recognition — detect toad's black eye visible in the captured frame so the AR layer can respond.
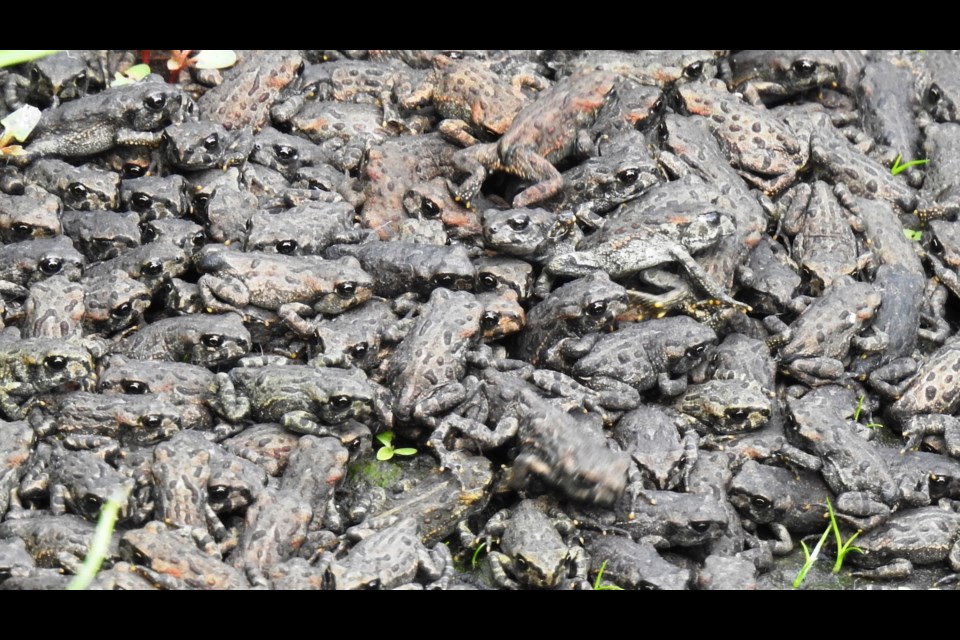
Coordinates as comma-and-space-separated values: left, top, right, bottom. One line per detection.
683, 60, 704, 79
276, 239, 298, 254
586, 300, 607, 317
686, 345, 707, 359
702, 211, 721, 226
111, 302, 133, 318
335, 281, 356, 298
480, 311, 500, 330
203, 134, 220, 151
140, 225, 158, 243
39, 256, 63, 275
191, 232, 206, 248
690, 521, 712, 533
123, 163, 146, 178
141, 414, 162, 429
751, 496, 771, 510
932, 475, 948, 486
141, 259, 163, 277
349, 342, 368, 358
616, 167, 640, 185
44, 355, 67, 371
67, 182, 88, 199
194, 193, 210, 212
420, 198, 441, 219
209, 485, 229, 501
201, 334, 224, 348
11, 223, 33, 239
515, 556, 529, 570
122, 380, 149, 394
927, 84, 943, 105
143, 93, 167, 111
275, 145, 298, 162
131, 192, 152, 212
479, 273, 498, 290
433, 273, 455, 288
82, 494, 104, 514
507, 215, 530, 231
792, 59, 816, 77
331, 395, 351, 409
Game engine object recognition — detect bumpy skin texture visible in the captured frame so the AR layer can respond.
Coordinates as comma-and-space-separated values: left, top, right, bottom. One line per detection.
0, 339, 93, 420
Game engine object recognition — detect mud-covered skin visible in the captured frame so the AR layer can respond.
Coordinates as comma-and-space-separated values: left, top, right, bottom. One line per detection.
78, 271, 151, 337
784, 389, 899, 529
112, 312, 250, 368
568, 316, 717, 400
397, 54, 535, 147
353, 133, 460, 239
120, 520, 248, 590
584, 534, 690, 590
887, 335, 960, 428
0, 419, 35, 517
573, 488, 729, 549
162, 121, 252, 171
228, 363, 378, 437
61, 209, 140, 263
780, 181, 865, 293
8, 80, 190, 166
851, 502, 960, 580
235, 434, 347, 586
16, 275, 86, 344
450, 69, 616, 208
722, 50, 843, 106
98, 355, 249, 431
432, 379, 630, 507
327, 241, 474, 300
537, 208, 743, 309
220, 423, 300, 477
768, 276, 886, 387
516, 272, 627, 370
0, 339, 93, 420
319, 517, 451, 590
475, 497, 587, 590
0, 187, 62, 243
243, 201, 364, 257
916, 121, 960, 221
196, 246, 373, 332
31, 390, 182, 451
0, 236, 83, 300
18, 442, 134, 521
554, 129, 661, 217
24, 158, 120, 211
387, 288, 486, 426
306, 299, 401, 372
197, 50, 303, 133
675, 78, 806, 196
728, 459, 835, 553
120, 174, 191, 221
0, 513, 120, 573
675, 378, 772, 435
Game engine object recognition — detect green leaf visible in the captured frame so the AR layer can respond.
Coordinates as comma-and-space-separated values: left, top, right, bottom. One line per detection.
393, 447, 417, 456
192, 50, 238, 70
111, 64, 152, 87
0, 50, 62, 68
891, 153, 929, 176
903, 229, 922, 242
375, 431, 393, 447
376, 446, 393, 461
0, 105, 41, 143
67, 489, 128, 590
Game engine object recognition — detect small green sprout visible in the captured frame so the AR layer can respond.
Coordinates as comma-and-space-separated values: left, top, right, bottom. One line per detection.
903, 228, 923, 242
67, 489, 129, 590
0, 50, 61, 68
854, 395, 883, 430
792, 525, 831, 589
592, 559, 624, 590
891, 153, 929, 176
471, 542, 487, 569
375, 431, 417, 461
110, 64, 152, 87
826, 498, 863, 573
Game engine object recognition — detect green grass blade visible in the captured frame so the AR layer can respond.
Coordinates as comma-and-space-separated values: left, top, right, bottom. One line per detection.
0, 50, 62, 68
792, 525, 831, 588
67, 490, 127, 590
471, 542, 486, 569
